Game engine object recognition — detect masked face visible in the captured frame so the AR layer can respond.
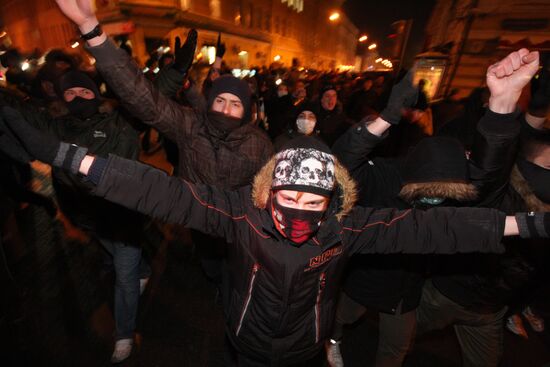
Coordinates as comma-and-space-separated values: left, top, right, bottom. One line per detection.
296, 111, 316, 135
207, 110, 243, 134
277, 86, 288, 98
272, 190, 328, 245
63, 87, 100, 119
517, 157, 550, 203
210, 92, 244, 119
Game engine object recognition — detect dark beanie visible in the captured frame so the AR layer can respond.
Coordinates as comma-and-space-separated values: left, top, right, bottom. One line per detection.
320, 84, 337, 98
294, 101, 317, 120
56, 70, 101, 99
272, 136, 335, 196
207, 75, 252, 123
401, 137, 469, 184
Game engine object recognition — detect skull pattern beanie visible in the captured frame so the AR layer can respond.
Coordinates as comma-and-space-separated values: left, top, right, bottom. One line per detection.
272, 136, 335, 196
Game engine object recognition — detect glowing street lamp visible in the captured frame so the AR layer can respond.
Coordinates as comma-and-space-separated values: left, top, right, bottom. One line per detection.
358, 35, 368, 42
273, 55, 281, 62
368, 43, 377, 50
329, 12, 340, 22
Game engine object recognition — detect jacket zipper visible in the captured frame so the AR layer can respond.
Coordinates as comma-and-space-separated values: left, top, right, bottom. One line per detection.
236, 263, 260, 336
314, 272, 326, 343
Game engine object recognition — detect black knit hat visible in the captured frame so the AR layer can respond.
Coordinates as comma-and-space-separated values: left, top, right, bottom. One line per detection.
272, 136, 335, 196
56, 70, 101, 99
294, 101, 317, 120
320, 84, 337, 98
401, 137, 469, 184
207, 75, 252, 123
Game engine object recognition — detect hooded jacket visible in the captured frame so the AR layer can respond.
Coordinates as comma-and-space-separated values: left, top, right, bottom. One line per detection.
431, 117, 549, 312
89, 151, 506, 365
331, 109, 513, 313
87, 40, 273, 189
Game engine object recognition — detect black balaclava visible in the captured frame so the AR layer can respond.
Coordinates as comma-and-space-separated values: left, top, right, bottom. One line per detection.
517, 158, 550, 203
271, 137, 335, 244
206, 75, 252, 133
57, 70, 101, 119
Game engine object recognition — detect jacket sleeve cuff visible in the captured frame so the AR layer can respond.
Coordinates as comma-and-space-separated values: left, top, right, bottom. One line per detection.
86, 156, 108, 185
478, 107, 521, 136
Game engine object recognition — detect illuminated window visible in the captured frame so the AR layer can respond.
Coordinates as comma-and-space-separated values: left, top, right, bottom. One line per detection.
281, 0, 303, 13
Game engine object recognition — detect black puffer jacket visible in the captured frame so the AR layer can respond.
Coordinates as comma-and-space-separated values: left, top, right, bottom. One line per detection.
89, 153, 506, 365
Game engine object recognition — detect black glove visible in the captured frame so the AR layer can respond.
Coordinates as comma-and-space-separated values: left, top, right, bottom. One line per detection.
173, 29, 198, 75
0, 115, 33, 163
380, 69, 419, 125
216, 33, 226, 59
528, 55, 550, 117
1, 107, 87, 174
515, 212, 550, 238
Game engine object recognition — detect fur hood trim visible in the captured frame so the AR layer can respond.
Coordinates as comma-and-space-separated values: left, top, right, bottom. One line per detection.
252, 156, 357, 221
399, 181, 478, 203
510, 165, 550, 212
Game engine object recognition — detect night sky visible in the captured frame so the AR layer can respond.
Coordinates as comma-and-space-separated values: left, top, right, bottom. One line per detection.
343, 0, 436, 66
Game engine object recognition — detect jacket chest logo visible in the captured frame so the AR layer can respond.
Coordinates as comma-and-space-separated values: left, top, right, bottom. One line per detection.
93, 130, 107, 138
304, 245, 343, 272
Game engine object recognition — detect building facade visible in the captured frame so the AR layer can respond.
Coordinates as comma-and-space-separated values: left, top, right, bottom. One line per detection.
422, 0, 550, 99
0, 0, 358, 70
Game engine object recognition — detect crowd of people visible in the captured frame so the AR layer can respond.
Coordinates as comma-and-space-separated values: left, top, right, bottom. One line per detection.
0, 1, 549, 366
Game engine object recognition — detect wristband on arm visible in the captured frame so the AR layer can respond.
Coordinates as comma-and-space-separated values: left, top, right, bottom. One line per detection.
515, 212, 550, 238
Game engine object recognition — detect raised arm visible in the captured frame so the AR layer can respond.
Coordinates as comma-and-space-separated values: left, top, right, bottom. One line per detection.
469, 49, 539, 204
332, 69, 418, 170
54, 0, 196, 138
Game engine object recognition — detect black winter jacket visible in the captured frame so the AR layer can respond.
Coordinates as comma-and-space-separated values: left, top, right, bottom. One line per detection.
431, 115, 549, 312
89, 154, 506, 364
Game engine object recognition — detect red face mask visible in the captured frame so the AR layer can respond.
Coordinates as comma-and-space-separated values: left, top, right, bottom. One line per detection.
272, 199, 325, 245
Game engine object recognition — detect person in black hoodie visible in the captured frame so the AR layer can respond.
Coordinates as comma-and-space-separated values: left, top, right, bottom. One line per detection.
327, 48, 540, 367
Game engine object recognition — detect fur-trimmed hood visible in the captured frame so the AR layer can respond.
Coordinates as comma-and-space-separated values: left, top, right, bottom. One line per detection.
399, 181, 478, 203
251, 155, 357, 221
510, 164, 550, 212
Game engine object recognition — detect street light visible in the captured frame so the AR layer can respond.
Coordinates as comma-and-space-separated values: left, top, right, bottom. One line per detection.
329, 12, 340, 21
358, 35, 368, 42
368, 43, 377, 50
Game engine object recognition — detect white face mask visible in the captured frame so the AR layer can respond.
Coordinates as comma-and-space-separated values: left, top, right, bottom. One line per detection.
296, 118, 316, 135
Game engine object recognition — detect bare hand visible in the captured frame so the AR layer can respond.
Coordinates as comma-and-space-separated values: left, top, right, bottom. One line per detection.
55, 0, 97, 31
487, 49, 539, 113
